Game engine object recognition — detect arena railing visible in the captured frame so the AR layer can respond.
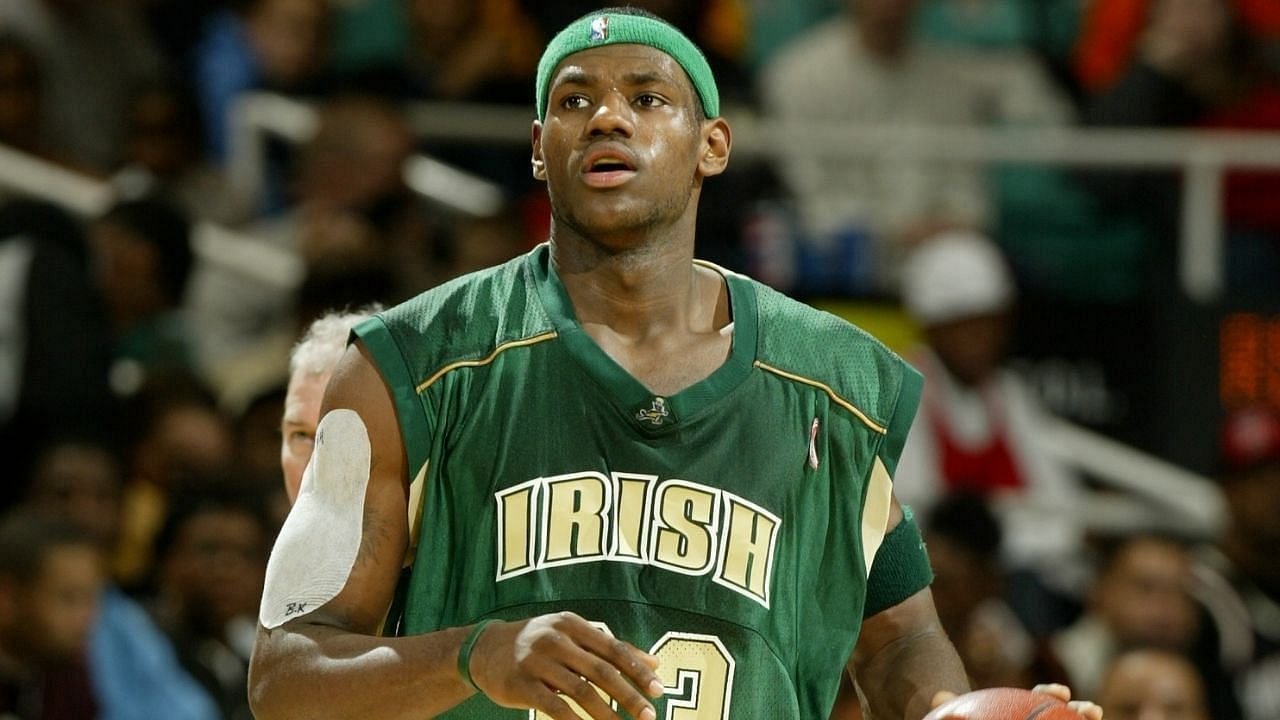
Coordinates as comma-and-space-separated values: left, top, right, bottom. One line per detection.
233, 93, 1280, 305
0, 94, 1245, 538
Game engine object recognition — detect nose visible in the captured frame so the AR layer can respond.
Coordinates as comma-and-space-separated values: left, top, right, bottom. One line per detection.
585, 90, 634, 138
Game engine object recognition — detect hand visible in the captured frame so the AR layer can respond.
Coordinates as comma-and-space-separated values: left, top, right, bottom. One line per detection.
1031, 684, 1103, 720
929, 684, 1103, 720
467, 612, 665, 720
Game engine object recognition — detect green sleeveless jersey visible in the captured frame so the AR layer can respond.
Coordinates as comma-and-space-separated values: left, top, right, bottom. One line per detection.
353, 245, 922, 719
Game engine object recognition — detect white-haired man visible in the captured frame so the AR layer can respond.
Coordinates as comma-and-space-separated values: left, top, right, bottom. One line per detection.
281, 307, 380, 503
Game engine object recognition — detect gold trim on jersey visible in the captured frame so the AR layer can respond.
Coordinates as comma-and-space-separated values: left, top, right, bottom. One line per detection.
403, 459, 428, 568
752, 360, 888, 434
861, 457, 893, 578
415, 331, 559, 394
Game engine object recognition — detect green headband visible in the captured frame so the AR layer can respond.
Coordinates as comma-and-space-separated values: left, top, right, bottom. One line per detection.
535, 11, 720, 121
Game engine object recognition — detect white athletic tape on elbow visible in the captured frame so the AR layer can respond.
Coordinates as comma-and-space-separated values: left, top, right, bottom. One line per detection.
260, 408, 371, 629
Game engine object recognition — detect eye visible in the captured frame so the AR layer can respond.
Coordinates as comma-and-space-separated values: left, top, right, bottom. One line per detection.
288, 430, 315, 448
635, 93, 666, 108
561, 94, 590, 110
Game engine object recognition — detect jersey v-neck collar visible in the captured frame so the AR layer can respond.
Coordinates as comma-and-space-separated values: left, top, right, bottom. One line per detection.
528, 243, 758, 433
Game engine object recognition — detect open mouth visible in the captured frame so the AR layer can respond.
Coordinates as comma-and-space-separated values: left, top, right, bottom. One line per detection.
581, 151, 638, 188
586, 156, 635, 173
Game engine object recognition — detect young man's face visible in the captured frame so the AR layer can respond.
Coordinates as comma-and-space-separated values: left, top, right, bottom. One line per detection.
1095, 538, 1198, 651
9, 545, 103, 664
533, 44, 725, 244
162, 509, 268, 633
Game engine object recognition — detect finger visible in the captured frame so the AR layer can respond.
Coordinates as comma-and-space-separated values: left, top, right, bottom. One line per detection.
556, 643, 659, 720
1032, 684, 1072, 703
931, 690, 959, 708
569, 626, 664, 699
1068, 700, 1104, 720
527, 684, 609, 720
539, 665, 626, 720
620, 640, 661, 670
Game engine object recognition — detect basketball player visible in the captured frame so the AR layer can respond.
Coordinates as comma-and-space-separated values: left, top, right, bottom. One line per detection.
249, 8, 1094, 719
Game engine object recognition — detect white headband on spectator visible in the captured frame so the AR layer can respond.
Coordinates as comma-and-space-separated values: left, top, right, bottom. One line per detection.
260, 408, 371, 629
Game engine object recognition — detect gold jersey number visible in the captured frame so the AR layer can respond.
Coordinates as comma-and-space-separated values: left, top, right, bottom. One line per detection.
532, 631, 735, 720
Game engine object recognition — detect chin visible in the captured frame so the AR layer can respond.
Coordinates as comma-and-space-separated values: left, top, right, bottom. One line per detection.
560, 206, 651, 241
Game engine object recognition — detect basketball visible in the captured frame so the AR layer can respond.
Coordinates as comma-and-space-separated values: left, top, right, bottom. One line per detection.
923, 688, 1079, 720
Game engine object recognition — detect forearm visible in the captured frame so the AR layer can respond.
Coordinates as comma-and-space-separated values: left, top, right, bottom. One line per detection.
854, 622, 968, 720
249, 621, 476, 720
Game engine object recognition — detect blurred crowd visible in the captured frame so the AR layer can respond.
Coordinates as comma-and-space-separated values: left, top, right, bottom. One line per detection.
0, 0, 1279, 718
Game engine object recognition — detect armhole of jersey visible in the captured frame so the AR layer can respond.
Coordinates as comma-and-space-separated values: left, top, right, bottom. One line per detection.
861, 359, 924, 576
350, 316, 434, 570
879, 362, 923, 478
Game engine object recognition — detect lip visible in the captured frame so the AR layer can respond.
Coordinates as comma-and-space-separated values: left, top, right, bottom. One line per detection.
581, 168, 638, 188
580, 146, 639, 188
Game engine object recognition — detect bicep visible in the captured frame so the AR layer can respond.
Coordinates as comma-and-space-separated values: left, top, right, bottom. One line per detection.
273, 343, 411, 635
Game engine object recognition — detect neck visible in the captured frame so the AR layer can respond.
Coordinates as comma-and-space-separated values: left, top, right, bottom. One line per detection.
550, 219, 708, 341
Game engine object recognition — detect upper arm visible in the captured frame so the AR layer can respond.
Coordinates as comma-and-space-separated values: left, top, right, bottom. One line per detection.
849, 496, 968, 717
283, 341, 411, 635
855, 496, 927, 658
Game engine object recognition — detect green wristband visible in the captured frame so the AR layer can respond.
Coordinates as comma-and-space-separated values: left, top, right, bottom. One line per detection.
458, 619, 498, 692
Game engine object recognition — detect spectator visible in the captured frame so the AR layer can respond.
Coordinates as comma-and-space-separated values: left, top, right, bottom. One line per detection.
0, 0, 161, 172
24, 440, 220, 720
0, 513, 103, 719
114, 374, 235, 589
88, 196, 197, 388
148, 485, 272, 720
1075, 0, 1280, 94
194, 0, 333, 163
352, 0, 539, 105
188, 94, 426, 386
1081, 0, 1280, 297
281, 307, 379, 504
341, 0, 542, 194
114, 82, 254, 227
1050, 534, 1204, 699
893, 231, 1086, 632
1206, 406, 1280, 720
925, 493, 1068, 691
1096, 648, 1209, 720
758, 0, 1069, 293
0, 199, 115, 506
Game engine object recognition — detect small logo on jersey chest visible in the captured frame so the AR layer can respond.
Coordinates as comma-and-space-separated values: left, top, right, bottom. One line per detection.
637, 397, 670, 426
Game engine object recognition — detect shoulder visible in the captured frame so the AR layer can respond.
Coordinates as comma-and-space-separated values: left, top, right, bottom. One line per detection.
746, 277, 921, 430
354, 249, 552, 385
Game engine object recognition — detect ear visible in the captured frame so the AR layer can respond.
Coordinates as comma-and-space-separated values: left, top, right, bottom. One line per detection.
531, 120, 547, 181
697, 117, 732, 179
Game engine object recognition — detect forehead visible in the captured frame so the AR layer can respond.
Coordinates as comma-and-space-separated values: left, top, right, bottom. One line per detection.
284, 370, 331, 410
550, 44, 692, 93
